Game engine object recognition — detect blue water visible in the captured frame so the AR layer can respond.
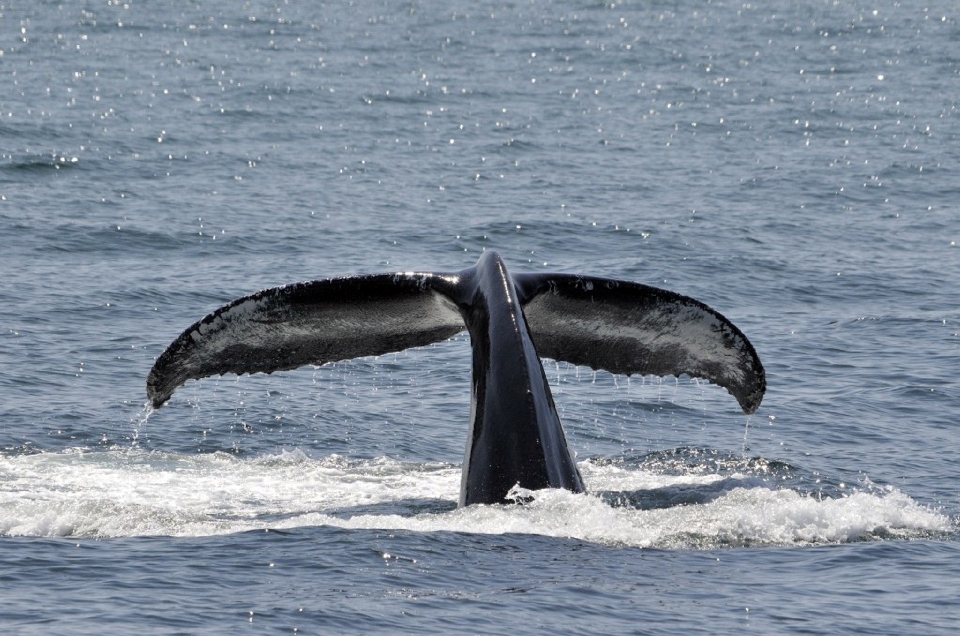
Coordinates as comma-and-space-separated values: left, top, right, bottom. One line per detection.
2, 1, 958, 633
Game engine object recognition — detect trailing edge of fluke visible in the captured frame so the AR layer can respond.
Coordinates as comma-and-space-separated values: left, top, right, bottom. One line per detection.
147, 251, 765, 506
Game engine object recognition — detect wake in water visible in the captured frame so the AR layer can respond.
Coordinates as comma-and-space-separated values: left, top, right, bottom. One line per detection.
1, 447, 951, 547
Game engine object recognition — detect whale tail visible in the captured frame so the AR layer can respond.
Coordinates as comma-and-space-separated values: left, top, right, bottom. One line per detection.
148, 266, 764, 414
147, 252, 764, 505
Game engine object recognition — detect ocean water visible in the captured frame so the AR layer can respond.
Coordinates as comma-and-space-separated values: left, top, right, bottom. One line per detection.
2, 0, 958, 633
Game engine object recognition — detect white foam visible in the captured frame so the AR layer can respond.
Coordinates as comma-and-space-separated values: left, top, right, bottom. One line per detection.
1, 449, 952, 547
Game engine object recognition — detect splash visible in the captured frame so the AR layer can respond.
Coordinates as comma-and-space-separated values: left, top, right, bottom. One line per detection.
129, 401, 155, 444
1, 448, 952, 545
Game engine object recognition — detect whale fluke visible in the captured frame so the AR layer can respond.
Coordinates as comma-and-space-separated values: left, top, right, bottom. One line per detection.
147, 273, 465, 409
514, 273, 765, 414
147, 251, 765, 505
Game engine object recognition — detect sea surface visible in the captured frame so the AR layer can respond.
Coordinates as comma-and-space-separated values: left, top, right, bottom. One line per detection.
2, 1, 958, 634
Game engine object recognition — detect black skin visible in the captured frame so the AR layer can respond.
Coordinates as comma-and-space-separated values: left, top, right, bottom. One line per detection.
452, 252, 584, 505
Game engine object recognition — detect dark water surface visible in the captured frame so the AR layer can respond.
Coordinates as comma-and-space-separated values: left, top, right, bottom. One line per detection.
2, 1, 958, 634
